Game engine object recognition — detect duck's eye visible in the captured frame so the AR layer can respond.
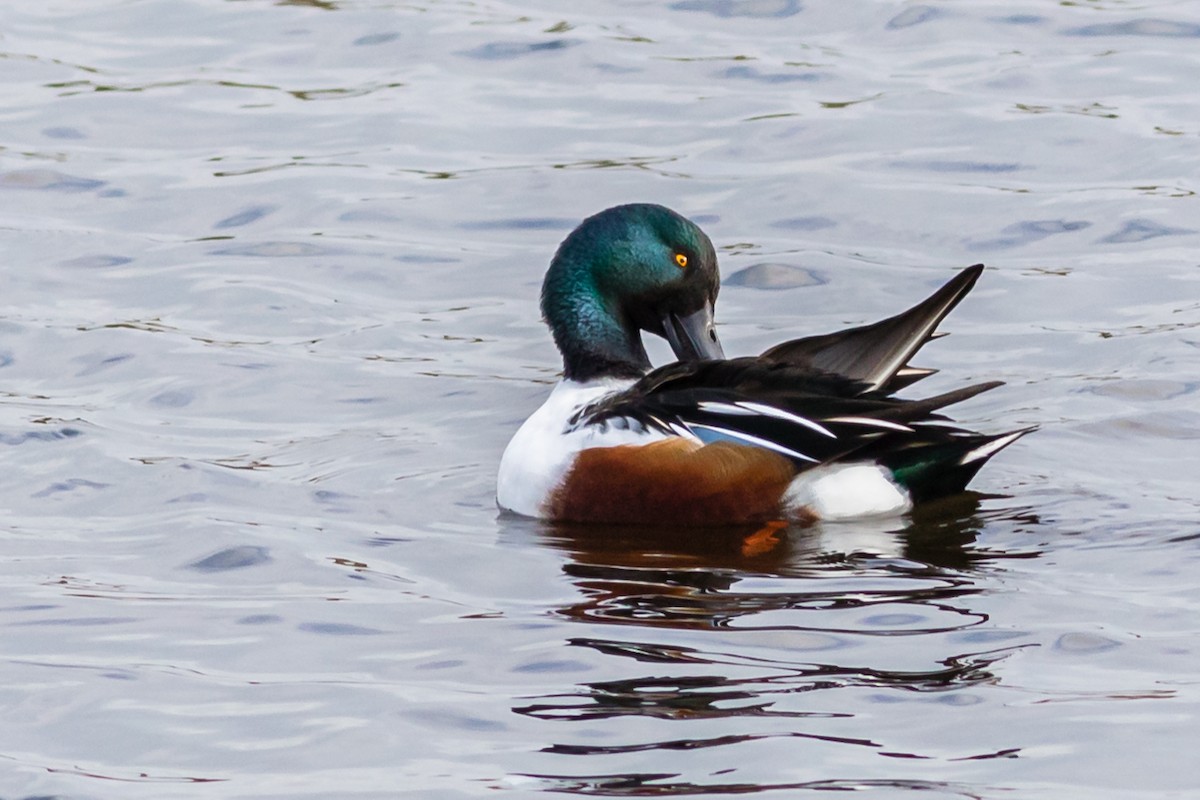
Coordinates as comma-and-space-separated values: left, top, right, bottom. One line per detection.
674, 253, 688, 269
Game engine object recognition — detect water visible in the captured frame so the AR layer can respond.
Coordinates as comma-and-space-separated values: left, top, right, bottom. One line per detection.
2, 0, 1199, 797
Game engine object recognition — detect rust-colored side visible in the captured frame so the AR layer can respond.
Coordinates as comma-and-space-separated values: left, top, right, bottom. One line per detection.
546, 438, 796, 525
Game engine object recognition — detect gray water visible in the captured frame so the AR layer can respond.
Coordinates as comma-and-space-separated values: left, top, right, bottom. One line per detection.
2, 1, 1199, 798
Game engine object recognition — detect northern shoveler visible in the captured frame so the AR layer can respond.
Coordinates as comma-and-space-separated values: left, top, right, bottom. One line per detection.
497, 203, 1031, 525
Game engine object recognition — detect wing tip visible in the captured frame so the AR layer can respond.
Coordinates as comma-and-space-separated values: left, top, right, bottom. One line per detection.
958, 425, 1036, 466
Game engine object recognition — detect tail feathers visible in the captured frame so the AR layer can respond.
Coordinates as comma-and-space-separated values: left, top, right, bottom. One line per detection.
887, 365, 939, 392
875, 380, 1005, 422
885, 426, 1034, 503
761, 264, 984, 394
957, 426, 1036, 466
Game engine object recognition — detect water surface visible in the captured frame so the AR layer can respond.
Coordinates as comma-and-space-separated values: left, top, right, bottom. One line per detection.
2, 1, 1199, 798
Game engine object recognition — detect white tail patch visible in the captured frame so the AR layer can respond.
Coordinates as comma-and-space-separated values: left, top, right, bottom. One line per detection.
785, 463, 912, 520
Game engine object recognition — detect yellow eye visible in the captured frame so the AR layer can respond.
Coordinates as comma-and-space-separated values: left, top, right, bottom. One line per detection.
674, 253, 688, 269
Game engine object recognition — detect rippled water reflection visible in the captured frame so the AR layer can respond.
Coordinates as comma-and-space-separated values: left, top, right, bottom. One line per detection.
499, 502, 1045, 795
3, 0, 1199, 798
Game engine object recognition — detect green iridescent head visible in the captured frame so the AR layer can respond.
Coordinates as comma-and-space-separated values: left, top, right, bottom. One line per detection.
541, 204, 725, 381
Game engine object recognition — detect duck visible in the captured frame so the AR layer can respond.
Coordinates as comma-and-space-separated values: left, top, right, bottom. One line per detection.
497, 203, 1031, 526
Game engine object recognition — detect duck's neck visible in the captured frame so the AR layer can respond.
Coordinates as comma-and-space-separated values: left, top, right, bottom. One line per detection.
542, 265, 650, 383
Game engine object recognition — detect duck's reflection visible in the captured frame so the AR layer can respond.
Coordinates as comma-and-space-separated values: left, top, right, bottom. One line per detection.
537, 492, 1002, 576
503, 498, 1042, 790
533, 493, 1008, 633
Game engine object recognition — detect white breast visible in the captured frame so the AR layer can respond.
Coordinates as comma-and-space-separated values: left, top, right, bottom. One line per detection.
496, 378, 668, 518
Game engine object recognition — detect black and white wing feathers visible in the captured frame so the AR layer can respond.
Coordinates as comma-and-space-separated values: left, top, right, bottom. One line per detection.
577, 357, 1004, 468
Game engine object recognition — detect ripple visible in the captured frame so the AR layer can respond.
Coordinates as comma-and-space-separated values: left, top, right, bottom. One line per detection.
57, 254, 135, 269
0, 428, 83, 445
998, 14, 1045, 25
515, 640, 1017, 725
298, 622, 384, 636
517, 773, 995, 796
1054, 632, 1123, 654
354, 32, 400, 46
459, 39, 579, 60
458, 217, 576, 231
73, 353, 134, 377
209, 241, 339, 257
967, 219, 1091, 251
768, 216, 837, 231
1065, 18, 1200, 37
887, 6, 941, 29
31, 478, 108, 498
1098, 219, 1196, 244
861, 612, 926, 627
215, 205, 278, 229
0, 169, 106, 192
725, 263, 827, 290
671, 0, 803, 18
187, 546, 272, 572
1014, 101, 1119, 119
1086, 379, 1195, 402
149, 389, 194, 408
42, 125, 87, 139
556, 565, 986, 634
720, 65, 824, 83
889, 159, 1023, 173
544, 728, 880, 756
12, 616, 137, 627
514, 659, 593, 674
